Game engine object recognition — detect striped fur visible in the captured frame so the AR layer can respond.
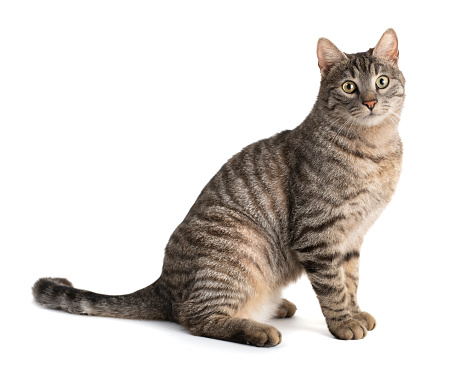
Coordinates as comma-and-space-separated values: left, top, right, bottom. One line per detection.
33, 29, 404, 346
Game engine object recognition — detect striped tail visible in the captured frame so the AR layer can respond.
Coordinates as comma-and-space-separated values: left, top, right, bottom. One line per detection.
32, 277, 172, 320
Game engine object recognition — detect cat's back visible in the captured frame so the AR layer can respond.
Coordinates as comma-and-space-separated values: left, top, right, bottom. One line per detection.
194, 129, 294, 236
159, 129, 301, 305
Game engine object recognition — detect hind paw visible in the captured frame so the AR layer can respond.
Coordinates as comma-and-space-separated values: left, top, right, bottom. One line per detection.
275, 299, 297, 318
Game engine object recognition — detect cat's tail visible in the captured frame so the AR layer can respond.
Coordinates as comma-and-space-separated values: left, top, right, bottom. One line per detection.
32, 277, 172, 320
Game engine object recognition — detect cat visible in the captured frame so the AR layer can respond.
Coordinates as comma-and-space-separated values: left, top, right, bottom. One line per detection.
33, 28, 405, 347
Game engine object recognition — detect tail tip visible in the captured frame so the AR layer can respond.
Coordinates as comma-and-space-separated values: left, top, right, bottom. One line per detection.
32, 277, 74, 306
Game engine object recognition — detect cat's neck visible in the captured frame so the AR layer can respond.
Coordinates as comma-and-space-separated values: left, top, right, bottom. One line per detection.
295, 106, 402, 157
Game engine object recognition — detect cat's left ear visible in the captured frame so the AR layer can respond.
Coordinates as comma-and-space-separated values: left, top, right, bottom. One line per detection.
373, 28, 399, 63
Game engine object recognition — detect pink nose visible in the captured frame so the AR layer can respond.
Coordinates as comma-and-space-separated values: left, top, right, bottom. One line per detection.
363, 100, 377, 111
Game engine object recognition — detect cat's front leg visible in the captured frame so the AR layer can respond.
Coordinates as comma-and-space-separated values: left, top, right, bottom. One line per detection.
342, 251, 376, 331
308, 269, 367, 339
301, 253, 368, 340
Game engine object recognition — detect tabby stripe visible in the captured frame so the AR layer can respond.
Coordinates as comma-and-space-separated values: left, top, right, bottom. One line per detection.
327, 313, 352, 322
330, 94, 348, 104
163, 244, 191, 261
228, 155, 278, 245
200, 226, 246, 244
345, 272, 359, 281
324, 154, 359, 175
257, 143, 285, 223
191, 272, 240, 287
323, 124, 376, 149
251, 144, 280, 230
190, 284, 242, 300
220, 166, 273, 245
234, 151, 266, 220
196, 256, 248, 279
295, 241, 329, 255
195, 231, 267, 278
343, 250, 360, 261
311, 281, 345, 297
189, 292, 245, 305
314, 252, 341, 264
193, 210, 236, 227
294, 215, 346, 243
184, 228, 243, 251
314, 270, 342, 280
302, 259, 332, 274
334, 293, 347, 305
342, 188, 369, 201
320, 305, 347, 313
154, 280, 175, 304
246, 147, 280, 232
219, 168, 247, 213
188, 302, 237, 318
331, 138, 383, 163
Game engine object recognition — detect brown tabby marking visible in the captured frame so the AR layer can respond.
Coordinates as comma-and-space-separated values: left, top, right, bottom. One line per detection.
32, 29, 404, 347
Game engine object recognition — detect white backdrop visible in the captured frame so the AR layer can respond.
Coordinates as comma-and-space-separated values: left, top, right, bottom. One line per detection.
1, 1, 464, 369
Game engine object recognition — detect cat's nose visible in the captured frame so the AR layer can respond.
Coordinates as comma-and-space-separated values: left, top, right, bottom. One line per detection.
363, 100, 377, 111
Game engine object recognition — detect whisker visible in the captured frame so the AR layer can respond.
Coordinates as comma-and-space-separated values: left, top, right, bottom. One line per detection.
331, 116, 353, 143
345, 117, 356, 139
386, 112, 398, 125
386, 109, 402, 125
328, 117, 343, 126
388, 109, 401, 119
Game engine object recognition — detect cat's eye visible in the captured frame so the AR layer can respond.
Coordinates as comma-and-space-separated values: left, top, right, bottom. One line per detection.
376, 75, 389, 89
342, 81, 357, 94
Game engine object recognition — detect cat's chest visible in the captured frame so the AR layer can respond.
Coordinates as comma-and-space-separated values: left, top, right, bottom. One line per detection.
336, 155, 402, 239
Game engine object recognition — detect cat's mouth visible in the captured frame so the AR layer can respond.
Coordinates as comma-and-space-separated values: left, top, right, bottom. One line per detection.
359, 112, 384, 127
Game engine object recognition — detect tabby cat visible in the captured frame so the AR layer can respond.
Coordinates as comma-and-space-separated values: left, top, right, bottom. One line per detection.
33, 29, 405, 347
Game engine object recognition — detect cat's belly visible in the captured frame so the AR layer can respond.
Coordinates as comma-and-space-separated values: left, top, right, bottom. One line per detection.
233, 287, 283, 322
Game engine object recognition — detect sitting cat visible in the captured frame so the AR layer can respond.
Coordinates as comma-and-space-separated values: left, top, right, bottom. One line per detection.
33, 28, 404, 347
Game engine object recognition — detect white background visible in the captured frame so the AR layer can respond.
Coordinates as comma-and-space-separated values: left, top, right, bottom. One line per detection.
1, 1, 465, 369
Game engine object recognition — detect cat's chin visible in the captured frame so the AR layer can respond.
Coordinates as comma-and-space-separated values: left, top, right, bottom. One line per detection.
357, 113, 386, 128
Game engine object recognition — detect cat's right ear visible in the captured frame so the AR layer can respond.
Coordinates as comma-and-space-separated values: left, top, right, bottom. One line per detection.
317, 38, 348, 78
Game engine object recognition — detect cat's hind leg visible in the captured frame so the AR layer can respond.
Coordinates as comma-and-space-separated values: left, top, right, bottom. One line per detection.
184, 314, 282, 347
175, 294, 283, 347
175, 274, 284, 346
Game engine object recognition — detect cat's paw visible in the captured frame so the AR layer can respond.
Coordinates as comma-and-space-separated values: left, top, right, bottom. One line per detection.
275, 299, 297, 318
328, 319, 368, 340
353, 311, 376, 331
245, 324, 282, 347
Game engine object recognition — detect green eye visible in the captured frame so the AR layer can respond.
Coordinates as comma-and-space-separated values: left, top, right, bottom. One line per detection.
342, 81, 357, 94
376, 75, 389, 89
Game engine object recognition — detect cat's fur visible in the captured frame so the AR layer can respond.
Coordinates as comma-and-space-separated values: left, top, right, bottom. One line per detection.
33, 29, 405, 347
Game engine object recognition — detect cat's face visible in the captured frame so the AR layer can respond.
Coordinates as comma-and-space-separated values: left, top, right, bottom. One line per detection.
317, 29, 405, 127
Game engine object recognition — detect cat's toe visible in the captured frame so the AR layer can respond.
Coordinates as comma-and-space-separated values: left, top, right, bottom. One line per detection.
246, 325, 282, 347
329, 319, 368, 340
353, 311, 376, 331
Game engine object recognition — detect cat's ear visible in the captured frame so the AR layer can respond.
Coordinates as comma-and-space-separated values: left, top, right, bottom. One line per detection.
317, 38, 348, 77
373, 28, 399, 63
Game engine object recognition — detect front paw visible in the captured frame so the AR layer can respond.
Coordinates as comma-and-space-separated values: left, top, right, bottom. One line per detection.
353, 311, 376, 331
328, 319, 368, 340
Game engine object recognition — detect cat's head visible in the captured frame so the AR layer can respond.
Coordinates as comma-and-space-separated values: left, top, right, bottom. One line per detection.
316, 29, 405, 127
